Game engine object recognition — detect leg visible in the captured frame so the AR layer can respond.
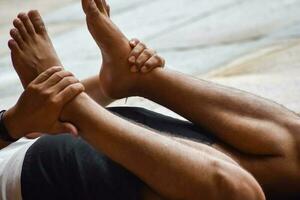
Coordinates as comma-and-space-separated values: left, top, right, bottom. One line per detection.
68, 1, 264, 199
135, 68, 299, 156
10, 4, 264, 200
80, 0, 297, 157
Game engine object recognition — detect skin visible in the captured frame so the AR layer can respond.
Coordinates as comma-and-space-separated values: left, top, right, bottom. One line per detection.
5, 2, 266, 200
4, 66, 84, 139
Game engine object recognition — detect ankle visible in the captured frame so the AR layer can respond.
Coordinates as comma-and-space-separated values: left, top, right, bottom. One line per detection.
60, 93, 91, 128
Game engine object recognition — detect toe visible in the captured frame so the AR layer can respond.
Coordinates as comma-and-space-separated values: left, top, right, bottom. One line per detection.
95, 0, 108, 15
28, 10, 47, 35
13, 18, 29, 40
82, 0, 100, 16
18, 13, 35, 35
8, 39, 21, 52
10, 29, 25, 49
103, 0, 110, 16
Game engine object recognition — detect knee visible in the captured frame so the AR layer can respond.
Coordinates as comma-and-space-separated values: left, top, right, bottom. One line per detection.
212, 161, 265, 200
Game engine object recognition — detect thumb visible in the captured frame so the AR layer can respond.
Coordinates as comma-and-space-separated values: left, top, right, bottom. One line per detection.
51, 122, 79, 137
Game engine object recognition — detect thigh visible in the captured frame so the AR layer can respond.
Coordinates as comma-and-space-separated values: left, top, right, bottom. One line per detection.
21, 134, 144, 200
108, 106, 217, 145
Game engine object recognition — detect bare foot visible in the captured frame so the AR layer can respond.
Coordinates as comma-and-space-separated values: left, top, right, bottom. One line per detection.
8, 10, 62, 88
82, 0, 140, 99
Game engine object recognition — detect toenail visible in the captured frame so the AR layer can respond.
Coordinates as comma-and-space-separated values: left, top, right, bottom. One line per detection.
10, 29, 17, 35
29, 10, 38, 14
18, 13, 26, 18
13, 18, 20, 25
8, 39, 15, 46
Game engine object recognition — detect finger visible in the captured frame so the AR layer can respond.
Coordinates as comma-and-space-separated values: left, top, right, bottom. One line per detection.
129, 38, 140, 48
31, 66, 63, 84
128, 42, 146, 64
41, 70, 74, 88
136, 49, 156, 69
51, 122, 79, 136
142, 55, 165, 73
56, 83, 85, 106
50, 76, 80, 95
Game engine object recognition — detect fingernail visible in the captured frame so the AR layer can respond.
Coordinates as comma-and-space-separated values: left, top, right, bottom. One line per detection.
131, 65, 138, 73
141, 66, 148, 73
129, 56, 136, 63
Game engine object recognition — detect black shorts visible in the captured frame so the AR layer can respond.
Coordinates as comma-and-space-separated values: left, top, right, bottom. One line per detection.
21, 107, 216, 200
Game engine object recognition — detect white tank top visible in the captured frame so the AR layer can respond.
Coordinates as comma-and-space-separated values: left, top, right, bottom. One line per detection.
0, 138, 38, 200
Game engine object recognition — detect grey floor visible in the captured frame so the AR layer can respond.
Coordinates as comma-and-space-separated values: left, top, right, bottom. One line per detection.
1, 0, 300, 117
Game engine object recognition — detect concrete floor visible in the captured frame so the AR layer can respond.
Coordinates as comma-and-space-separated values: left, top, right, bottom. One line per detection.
1, 0, 300, 117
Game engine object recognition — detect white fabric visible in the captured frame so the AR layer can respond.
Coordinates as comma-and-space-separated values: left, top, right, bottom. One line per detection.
0, 138, 38, 200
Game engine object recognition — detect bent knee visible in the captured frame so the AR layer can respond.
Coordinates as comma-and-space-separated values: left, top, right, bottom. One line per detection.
213, 161, 265, 200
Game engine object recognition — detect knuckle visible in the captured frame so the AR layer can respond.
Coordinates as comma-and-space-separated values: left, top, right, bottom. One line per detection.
27, 84, 39, 92
68, 85, 79, 93
136, 59, 144, 66
153, 54, 160, 60
143, 49, 153, 56
48, 97, 60, 107
64, 77, 77, 85
41, 90, 52, 98
54, 72, 64, 79
154, 55, 163, 64
132, 48, 141, 55
70, 84, 83, 93
144, 62, 152, 67
139, 42, 146, 49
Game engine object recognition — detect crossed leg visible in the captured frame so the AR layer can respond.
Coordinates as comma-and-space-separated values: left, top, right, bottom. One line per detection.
80, 2, 300, 198
8, 2, 264, 200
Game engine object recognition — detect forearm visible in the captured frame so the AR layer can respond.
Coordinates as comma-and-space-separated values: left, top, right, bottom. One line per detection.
136, 68, 297, 155
60, 93, 244, 200
81, 75, 114, 106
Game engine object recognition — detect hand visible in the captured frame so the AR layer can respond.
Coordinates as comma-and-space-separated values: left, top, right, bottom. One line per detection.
3, 66, 85, 139
128, 39, 165, 73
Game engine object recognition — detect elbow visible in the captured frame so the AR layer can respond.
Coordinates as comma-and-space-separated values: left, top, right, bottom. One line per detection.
212, 161, 265, 200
